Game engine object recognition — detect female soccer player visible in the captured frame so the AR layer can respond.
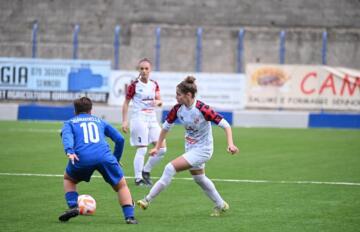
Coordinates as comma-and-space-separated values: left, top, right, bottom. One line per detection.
137, 76, 239, 216
59, 97, 138, 224
122, 58, 166, 186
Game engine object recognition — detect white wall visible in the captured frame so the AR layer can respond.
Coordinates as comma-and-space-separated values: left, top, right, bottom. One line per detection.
234, 110, 309, 128
0, 103, 310, 128
0, 103, 18, 120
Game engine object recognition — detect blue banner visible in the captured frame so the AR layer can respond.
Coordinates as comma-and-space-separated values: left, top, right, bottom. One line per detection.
0, 57, 110, 92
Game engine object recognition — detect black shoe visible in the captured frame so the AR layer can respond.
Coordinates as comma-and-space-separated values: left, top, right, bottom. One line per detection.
142, 171, 153, 186
58, 207, 79, 222
125, 217, 138, 224
135, 179, 146, 186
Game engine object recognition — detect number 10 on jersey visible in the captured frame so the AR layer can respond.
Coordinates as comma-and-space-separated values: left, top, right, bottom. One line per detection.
80, 122, 100, 143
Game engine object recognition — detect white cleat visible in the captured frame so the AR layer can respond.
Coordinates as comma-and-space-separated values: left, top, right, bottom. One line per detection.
137, 199, 149, 210
210, 201, 229, 217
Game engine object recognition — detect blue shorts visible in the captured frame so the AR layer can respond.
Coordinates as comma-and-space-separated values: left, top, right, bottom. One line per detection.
65, 155, 124, 186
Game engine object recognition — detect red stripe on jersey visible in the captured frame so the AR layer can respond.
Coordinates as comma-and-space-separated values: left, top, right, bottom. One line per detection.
125, 80, 138, 100
185, 136, 197, 144
195, 100, 223, 124
150, 79, 160, 92
166, 104, 181, 123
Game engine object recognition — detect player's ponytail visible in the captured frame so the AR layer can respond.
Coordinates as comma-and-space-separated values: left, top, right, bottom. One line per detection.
185, 76, 196, 84
177, 76, 197, 98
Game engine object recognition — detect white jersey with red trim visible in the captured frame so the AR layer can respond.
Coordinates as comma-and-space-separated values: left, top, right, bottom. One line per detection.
163, 100, 224, 152
125, 78, 160, 121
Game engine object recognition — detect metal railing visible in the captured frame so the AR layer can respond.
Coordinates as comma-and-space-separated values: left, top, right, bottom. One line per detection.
30, 21, 331, 72
72, 24, 80, 60
114, 25, 121, 70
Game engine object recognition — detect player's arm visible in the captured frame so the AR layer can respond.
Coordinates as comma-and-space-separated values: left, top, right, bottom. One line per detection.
218, 120, 239, 155
154, 81, 163, 107
149, 128, 168, 156
61, 122, 79, 164
105, 122, 125, 162
149, 104, 178, 156
121, 98, 131, 133
122, 82, 136, 133
197, 100, 239, 155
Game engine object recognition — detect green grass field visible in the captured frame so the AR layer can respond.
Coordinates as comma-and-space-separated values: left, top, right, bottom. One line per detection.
0, 121, 359, 232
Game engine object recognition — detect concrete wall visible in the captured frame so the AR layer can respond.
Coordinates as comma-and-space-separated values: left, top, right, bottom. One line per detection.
0, 0, 359, 71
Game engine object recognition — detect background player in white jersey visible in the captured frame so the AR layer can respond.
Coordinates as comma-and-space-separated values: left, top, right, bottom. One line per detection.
137, 76, 239, 216
122, 58, 167, 186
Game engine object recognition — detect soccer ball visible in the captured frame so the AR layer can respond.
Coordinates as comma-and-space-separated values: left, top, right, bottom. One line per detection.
78, 194, 96, 215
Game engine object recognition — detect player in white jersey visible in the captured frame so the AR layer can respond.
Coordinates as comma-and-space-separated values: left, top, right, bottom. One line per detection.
122, 58, 166, 186
137, 76, 239, 217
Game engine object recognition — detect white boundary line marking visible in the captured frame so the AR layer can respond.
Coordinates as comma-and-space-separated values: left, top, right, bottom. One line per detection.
0, 172, 359, 186
7, 128, 61, 133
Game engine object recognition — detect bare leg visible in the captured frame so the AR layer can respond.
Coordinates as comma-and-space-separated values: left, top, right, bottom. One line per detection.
171, 155, 192, 172
64, 173, 78, 193
59, 173, 80, 222
113, 177, 137, 223
113, 177, 133, 206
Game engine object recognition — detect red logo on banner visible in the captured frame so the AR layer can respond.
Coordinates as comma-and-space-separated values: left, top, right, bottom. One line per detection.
301, 72, 360, 96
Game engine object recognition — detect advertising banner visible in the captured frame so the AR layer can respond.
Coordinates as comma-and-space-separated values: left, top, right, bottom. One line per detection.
0, 90, 108, 102
0, 57, 110, 92
246, 64, 360, 111
109, 71, 246, 110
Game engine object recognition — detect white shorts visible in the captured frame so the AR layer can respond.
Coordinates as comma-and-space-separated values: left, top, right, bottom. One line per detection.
182, 148, 213, 170
130, 118, 161, 146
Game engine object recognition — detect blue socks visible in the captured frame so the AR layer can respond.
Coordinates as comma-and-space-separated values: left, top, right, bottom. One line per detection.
66, 191, 134, 219
65, 191, 78, 208
122, 205, 135, 219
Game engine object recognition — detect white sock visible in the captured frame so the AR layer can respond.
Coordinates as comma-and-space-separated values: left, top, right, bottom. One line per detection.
143, 147, 167, 173
146, 163, 176, 202
193, 174, 224, 207
133, 147, 147, 180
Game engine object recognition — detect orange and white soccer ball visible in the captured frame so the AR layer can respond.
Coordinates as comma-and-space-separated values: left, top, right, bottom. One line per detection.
78, 194, 96, 215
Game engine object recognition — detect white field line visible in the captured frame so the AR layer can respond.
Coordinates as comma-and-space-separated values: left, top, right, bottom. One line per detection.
3, 129, 360, 187
0, 172, 359, 187
8, 128, 61, 133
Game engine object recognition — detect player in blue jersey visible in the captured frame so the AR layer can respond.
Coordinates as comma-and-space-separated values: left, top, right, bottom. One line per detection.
58, 97, 138, 224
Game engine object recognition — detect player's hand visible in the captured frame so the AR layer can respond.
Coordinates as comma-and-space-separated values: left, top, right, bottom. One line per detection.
121, 121, 128, 133
154, 100, 163, 107
149, 148, 159, 156
227, 145, 239, 155
67, 153, 79, 164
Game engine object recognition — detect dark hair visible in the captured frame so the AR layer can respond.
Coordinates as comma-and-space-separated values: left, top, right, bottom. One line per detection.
74, 97, 92, 114
177, 76, 197, 98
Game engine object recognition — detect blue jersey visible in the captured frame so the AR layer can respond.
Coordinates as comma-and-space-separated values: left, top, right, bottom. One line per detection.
61, 113, 124, 165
